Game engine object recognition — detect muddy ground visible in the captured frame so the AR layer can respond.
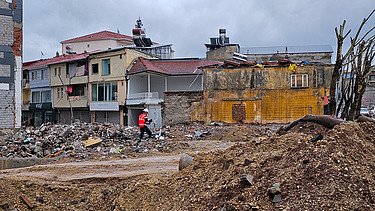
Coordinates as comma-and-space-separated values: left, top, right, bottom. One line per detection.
1, 122, 375, 210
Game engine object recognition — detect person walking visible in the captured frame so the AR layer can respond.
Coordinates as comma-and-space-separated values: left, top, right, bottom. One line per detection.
138, 108, 153, 140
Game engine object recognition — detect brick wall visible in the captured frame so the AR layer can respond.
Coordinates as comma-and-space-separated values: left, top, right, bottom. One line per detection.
0, 0, 22, 129
0, 88, 14, 128
163, 91, 204, 125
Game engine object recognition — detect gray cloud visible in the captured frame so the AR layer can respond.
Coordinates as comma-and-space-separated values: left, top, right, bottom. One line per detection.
24, 0, 374, 61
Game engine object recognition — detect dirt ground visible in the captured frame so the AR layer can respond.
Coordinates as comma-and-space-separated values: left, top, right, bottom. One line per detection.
1, 122, 375, 210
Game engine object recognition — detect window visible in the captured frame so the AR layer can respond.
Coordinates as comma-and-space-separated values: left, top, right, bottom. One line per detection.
291, 74, 308, 88
67, 85, 85, 96
57, 88, 64, 99
92, 84, 97, 101
41, 90, 51, 102
32, 91, 41, 103
91, 82, 118, 102
54, 68, 57, 76
102, 59, 110, 75
41, 69, 48, 80
31, 71, 37, 80
92, 63, 98, 74
369, 75, 375, 82
58, 67, 61, 76
66, 65, 70, 77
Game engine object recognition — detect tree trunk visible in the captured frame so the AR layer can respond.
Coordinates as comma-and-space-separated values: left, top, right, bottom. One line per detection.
276, 115, 345, 135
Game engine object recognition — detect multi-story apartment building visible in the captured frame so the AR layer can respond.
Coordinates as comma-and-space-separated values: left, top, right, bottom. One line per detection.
49, 53, 90, 124
88, 47, 151, 126
23, 58, 57, 126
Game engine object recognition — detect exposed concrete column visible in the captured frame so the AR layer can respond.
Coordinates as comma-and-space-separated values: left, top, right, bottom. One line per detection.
165, 76, 168, 92
119, 107, 124, 127
201, 75, 204, 90
147, 73, 150, 95
15, 56, 22, 128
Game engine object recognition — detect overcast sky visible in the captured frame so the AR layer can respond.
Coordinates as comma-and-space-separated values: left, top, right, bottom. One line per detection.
23, 0, 374, 62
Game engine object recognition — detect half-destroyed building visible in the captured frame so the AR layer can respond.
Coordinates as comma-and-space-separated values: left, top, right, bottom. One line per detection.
205, 29, 333, 64
0, 0, 22, 128
202, 61, 333, 124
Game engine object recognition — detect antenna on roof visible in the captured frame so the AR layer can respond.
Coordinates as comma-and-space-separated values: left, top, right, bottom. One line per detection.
41, 51, 44, 59
117, 28, 120, 34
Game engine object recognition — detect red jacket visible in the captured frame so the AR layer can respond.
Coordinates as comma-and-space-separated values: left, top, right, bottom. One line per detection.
138, 113, 147, 128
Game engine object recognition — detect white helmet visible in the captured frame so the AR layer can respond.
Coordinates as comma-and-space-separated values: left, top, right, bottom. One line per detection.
143, 108, 149, 113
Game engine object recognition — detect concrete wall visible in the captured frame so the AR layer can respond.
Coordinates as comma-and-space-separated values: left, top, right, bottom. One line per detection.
245, 52, 332, 64
29, 67, 50, 88
50, 63, 88, 86
128, 74, 148, 94
150, 74, 165, 98
62, 39, 119, 54
203, 65, 333, 124
164, 91, 204, 125
0, 0, 22, 128
206, 45, 239, 61
167, 75, 202, 91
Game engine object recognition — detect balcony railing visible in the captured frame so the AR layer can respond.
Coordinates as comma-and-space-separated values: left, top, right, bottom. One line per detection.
68, 95, 87, 101
126, 92, 162, 105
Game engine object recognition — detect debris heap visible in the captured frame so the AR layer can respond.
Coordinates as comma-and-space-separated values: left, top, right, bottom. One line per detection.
114, 121, 375, 210
0, 122, 161, 159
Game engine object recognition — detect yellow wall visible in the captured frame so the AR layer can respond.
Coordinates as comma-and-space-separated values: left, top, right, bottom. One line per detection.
22, 89, 30, 105
50, 63, 88, 86
88, 49, 151, 105
52, 85, 88, 108
203, 65, 333, 123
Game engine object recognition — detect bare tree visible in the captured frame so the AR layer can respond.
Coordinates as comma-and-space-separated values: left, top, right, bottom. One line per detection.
329, 9, 375, 120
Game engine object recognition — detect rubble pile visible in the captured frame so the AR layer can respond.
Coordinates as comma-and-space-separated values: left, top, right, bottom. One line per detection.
0, 122, 169, 159
115, 121, 375, 210
0, 122, 279, 159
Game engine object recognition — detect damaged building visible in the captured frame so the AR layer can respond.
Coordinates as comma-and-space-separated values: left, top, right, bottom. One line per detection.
202, 61, 333, 123
126, 57, 221, 127
0, 0, 22, 128
205, 29, 333, 64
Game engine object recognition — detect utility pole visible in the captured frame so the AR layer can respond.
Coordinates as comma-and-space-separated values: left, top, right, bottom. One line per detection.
58, 74, 74, 124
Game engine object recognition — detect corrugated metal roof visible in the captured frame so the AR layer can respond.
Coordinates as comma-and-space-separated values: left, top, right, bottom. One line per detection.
241, 45, 333, 55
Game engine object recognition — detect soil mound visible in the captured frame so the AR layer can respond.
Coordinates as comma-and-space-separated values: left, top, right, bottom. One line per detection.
115, 122, 375, 210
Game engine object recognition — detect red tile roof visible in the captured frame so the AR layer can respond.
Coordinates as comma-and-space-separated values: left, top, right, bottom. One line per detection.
60, 30, 133, 44
23, 53, 89, 70
128, 58, 222, 75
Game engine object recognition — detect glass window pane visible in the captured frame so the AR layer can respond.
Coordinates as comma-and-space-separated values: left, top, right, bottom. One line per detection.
102, 59, 110, 75
111, 82, 118, 101
42, 91, 51, 102
98, 83, 104, 101
92, 84, 97, 101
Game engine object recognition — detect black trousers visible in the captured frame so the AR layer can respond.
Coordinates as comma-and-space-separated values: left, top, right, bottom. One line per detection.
139, 126, 152, 139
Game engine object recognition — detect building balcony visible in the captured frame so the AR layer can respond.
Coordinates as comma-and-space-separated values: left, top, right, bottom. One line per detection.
126, 92, 163, 105
22, 79, 30, 88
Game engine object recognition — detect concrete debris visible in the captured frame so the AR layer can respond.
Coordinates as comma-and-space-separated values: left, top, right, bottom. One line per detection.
240, 174, 254, 186
179, 153, 193, 171
268, 183, 282, 203
0, 122, 279, 159
0, 122, 164, 159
